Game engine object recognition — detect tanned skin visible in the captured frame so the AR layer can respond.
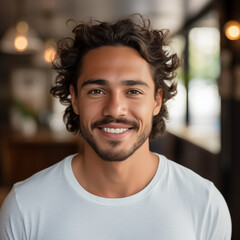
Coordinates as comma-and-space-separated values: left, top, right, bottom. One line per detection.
70, 46, 162, 198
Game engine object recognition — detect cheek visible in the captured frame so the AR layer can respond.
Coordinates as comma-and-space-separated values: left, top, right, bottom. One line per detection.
79, 100, 102, 122
129, 100, 155, 120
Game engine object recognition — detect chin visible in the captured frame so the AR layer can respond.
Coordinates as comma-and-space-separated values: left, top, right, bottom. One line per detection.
95, 150, 135, 162
93, 140, 145, 162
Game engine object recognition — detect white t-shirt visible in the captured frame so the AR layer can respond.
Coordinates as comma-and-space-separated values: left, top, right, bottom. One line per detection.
0, 153, 231, 240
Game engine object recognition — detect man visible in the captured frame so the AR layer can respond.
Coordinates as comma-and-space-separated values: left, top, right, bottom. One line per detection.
0, 14, 231, 239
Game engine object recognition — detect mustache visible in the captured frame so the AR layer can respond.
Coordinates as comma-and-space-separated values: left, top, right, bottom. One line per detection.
91, 117, 139, 130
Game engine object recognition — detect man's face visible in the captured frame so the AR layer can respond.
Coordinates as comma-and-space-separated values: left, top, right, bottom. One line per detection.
70, 46, 162, 161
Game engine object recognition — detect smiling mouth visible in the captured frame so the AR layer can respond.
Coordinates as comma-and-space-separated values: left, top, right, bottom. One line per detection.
92, 117, 139, 134
100, 127, 132, 134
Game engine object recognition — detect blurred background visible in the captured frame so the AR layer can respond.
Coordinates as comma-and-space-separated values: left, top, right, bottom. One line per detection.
0, 0, 239, 238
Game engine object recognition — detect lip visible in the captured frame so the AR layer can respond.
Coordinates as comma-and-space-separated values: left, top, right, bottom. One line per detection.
98, 123, 133, 129
97, 127, 133, 140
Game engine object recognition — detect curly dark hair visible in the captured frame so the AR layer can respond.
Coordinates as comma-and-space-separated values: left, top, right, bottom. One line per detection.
50, 14, 181, 139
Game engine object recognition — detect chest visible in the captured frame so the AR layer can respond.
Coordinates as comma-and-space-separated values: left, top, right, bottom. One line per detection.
25, 200, 198, 240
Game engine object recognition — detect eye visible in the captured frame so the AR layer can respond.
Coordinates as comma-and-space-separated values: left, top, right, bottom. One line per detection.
127, 89, 142, 95
88, 89, 105, 95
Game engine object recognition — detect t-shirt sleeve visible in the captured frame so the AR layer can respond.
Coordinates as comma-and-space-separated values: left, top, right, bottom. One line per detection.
0, 187, 26, 240
203, 183, 232, 240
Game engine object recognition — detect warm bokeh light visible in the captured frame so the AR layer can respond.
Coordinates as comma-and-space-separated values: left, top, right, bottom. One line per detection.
44, 47, 56, 63
225, 20, 240, 40
14, 35, 28, 51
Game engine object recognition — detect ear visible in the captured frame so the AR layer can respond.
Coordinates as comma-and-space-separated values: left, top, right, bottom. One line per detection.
69, 85, 79, 115
153, 88, 162, 116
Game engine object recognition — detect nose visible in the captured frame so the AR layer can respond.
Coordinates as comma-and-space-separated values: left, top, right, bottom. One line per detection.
102, 91, 128, 118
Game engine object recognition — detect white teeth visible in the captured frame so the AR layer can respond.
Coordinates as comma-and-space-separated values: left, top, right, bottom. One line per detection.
102, 128, 129, 133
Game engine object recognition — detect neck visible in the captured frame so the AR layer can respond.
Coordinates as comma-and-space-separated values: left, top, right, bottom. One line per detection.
72, 140, 159, 198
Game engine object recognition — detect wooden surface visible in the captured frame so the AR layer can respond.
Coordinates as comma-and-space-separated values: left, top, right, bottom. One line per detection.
0, 130, 83, 186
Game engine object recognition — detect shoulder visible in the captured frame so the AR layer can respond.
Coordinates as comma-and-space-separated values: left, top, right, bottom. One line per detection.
15, 154, 72, 191
3, 154, 74, 212
158, 154, 223, 203
0, 154, 76, 239
0, 186, 26, 239
157, 154, 232, 239
158, 154, 213, 192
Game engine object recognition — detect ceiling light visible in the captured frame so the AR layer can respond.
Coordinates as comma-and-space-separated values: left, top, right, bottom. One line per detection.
44, 39, 56, 63
14, 35, 28, 52
224, 20, 240, 40
0, 20, 43, 54
44, 47, 56, 63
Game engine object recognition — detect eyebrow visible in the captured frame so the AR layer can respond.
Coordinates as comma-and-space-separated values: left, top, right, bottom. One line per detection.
81, 79, 107, 88
81, 79, 150, 88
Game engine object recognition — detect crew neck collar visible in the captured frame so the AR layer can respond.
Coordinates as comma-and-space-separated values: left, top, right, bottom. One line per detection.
64, 153, 165, 206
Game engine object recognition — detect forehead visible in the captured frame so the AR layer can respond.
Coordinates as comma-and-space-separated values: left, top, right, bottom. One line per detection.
78, 46, 154, 87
